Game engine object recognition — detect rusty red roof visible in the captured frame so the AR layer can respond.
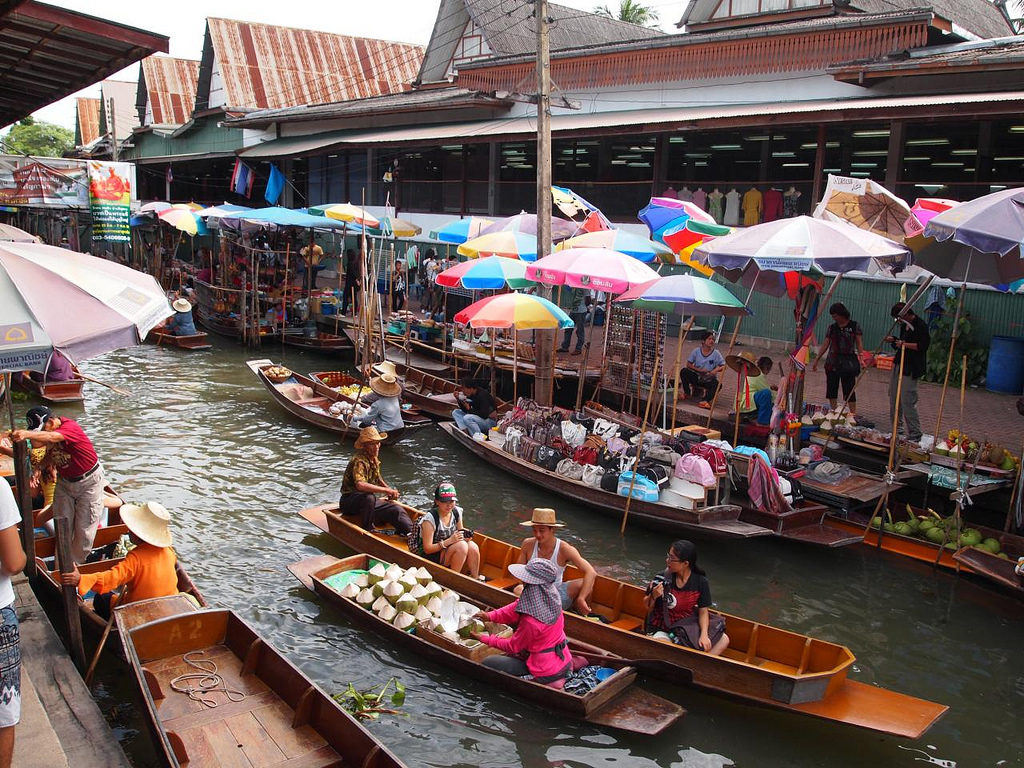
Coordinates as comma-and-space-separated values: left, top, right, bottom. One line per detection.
75, 96, 100, 146
203, 17, 424, 111
140, 55, 199, 125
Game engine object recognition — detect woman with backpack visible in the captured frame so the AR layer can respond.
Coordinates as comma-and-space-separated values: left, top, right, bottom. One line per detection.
409, 482, 481, 579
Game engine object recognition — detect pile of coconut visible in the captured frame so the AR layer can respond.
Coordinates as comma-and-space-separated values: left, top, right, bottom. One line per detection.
801, 408, 857, 434
336, 561, 511, 647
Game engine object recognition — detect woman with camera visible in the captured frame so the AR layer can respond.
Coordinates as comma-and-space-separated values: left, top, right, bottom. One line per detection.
408, 481, 481, 579
643, 540, 729, 655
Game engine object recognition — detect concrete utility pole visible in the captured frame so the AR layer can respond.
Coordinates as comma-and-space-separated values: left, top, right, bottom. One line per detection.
107, 97, 118, 162
533, 0, 555, 405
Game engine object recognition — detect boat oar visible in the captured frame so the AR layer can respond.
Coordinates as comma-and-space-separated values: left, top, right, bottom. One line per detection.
84, 583, 128, 685
866, 344, 907, 547
77, 372, 132, 396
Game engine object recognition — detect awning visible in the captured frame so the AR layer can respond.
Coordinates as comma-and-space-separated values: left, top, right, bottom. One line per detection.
239, 90, 1024, 157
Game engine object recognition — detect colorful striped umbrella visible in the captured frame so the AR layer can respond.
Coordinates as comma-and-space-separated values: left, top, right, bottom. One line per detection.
480, 212, 580, 241
370, 216, 421, 238
157, 207, 207, 236
525, 248, 660, 295
638, 197, 716, 233
617, 274, 750, 316
309, 203, 379, 228
453, 293, 573, 329
557, 230, 671, 263
428, 216, 494, 244
457, 230, 538, 261
436, 256, 534, 290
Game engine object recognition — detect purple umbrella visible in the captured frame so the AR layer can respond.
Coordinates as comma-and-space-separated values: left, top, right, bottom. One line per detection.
923, 187, 1024, 256
480, 212, 580, 241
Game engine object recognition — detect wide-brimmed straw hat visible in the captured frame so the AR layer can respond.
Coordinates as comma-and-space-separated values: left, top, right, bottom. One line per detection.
172, 298, 192, 313
120, 501, 173, 548
725, 350, 761, 376
508, 558, 560, 585
355, 426, 388, 448
369, 373, 401, 398
371, 360, 398, 377
520, 507, 565, 528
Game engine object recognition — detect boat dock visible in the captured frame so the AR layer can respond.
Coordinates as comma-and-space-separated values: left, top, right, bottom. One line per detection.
12, 574, 131, 768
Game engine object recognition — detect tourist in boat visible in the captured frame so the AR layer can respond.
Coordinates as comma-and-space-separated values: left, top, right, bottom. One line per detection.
514, 508, 596, 615
452, 380, 498, 440
679, 331, 726, 408
409, 482, 481, 578
59, 501, 179, 619
165, 297, 197, 336
0, 481, 26, 767
354, 374, 405, 434
472, 558, 574, 688
10, 406, 106, 564
643, 539, 729, 655
885, 302, 930, 443
811, 302, 865, 416
339, 427, 412, 535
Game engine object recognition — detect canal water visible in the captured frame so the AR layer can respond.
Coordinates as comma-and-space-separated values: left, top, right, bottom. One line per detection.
60, 337, 1023, 767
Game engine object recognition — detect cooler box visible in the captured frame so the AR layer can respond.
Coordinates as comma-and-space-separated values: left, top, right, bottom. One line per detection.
617, 472, 660, 502
664, 476, 707, 509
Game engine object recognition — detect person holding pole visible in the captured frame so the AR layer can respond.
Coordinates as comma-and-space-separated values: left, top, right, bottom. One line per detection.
884, 302, 930, 442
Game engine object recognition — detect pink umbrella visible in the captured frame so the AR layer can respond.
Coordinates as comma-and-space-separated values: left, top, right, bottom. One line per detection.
908, 198, 959, 235
525, 247, 660, 295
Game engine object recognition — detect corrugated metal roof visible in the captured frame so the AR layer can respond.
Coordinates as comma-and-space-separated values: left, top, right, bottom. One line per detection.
99, 79, 141, 141
206, 17, 424, 110
141, 55, 199, 125
75, 97, 100, 146
832, 35, 1024, 76
239, 89, 1024, 157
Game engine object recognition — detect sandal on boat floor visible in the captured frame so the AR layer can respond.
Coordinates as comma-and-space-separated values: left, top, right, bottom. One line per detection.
698, 401, 712, 409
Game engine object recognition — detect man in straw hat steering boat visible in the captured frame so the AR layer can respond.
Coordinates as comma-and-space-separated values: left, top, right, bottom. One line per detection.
164, 296, 197, 336
513, 508, 597, 616
60, 501, 181, 619
353, 373, 405, 436
340, 427, 413, 535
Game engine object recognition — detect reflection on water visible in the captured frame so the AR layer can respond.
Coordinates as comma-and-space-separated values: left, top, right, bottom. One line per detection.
59, 338, 1024, 767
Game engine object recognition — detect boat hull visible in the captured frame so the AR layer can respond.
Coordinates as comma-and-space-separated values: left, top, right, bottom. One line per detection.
147, 330, 212, 350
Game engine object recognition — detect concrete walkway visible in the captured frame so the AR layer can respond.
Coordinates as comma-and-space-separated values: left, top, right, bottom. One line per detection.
12, 574, 131, 768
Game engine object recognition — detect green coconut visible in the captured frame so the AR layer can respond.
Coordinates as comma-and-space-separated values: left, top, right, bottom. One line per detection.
371, 595, 391, 613
925, 527, 947, 544
384, 563, 404, 582
981, 538, 1002, 554
893, 522, 913, 536
413, 605, 433, 625
425, 596, 444, 615
377, 603, 398, 622
424, 582, 443, 598
959, 529, 983, 547
395, 593, 418, 615
372, 578, 393, 599
870, 516, 882, 530
339, 582, 361, 599
393, 611, 416, 630
356, 588, 376, 608
383, 581, 406, 605
366, 562, 387, 585
398, 573, 419, 593
408, 583, 429, 606
415, 566, 433, 586
352, 574, 370, 589
457, 617, 485, 639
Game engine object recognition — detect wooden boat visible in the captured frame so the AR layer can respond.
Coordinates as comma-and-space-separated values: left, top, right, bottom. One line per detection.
246, 359, 432, 442
282, 328, 352, 352
195, 305, 280, 343
315, 363, 510, 421
119, 607, 407, 768
296, 503, 948, 737
288, 552, 683, 735
15, 364, 86, 402
826, 504, 1024, 596
440, 422, 768, 539
147, 329, 213, 350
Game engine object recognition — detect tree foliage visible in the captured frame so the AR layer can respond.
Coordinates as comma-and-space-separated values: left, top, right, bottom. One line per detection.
593, 0, 660, 27
924, 293, 988, 387
3, 116, 75, 158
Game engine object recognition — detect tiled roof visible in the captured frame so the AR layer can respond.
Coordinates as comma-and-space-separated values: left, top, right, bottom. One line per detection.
75, 97, 100, 146
140, 55, 199, 125
832, 35, 1024, 77
204, 17, 424, 110
853, 1, 1012, 41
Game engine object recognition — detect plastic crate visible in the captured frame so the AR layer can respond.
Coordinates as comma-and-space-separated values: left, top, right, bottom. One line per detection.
875, 354, 895, 371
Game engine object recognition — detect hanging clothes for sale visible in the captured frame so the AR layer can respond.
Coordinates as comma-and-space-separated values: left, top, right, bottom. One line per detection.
708, 189, 725, 223
742, 187, 763, 226
723, 189, 741, 226
763, 188, 784, 222
783, 187, 802, 217
691, 187, 707, 211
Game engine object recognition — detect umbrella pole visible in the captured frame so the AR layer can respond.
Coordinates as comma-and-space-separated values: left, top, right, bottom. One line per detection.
621, 310, 637, 413
490, 333, 496, 394
620, 352, 661, 535
670, 316, 693, 433
933, 281, 967, 447
733, 363, 747, 448
513, 331, 519, 403
283, 241, 290, 352
705, 286, 754, 429
863, 344, 908, 546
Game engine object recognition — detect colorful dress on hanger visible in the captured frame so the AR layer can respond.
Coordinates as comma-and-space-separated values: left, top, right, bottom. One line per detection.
763, 188, 784, 222
784, 190, 802, 217
742, 188, 763, 226
708, 192, 724, 223
691, 188, 707, 211
723, 190, 741, 226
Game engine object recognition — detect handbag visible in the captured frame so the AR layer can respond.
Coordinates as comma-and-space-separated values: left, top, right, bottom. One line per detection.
600, 471, 621, 492
573, 445, 599, 466
690, 443, 728, 475
591, 418, 619, 440
581, 464, 606, 487
502, 426, 524, 457
646, 445, 681, 467
536, 445, 562, 471
636, 461, 670, 488
561, 420, 587, 449
556, 458, 586, 480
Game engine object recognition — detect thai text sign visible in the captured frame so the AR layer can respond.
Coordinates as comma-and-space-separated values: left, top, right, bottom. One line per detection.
89, 161, 132, 241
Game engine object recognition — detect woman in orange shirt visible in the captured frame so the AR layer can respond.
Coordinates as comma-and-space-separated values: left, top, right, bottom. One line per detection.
60, 501, 179, 619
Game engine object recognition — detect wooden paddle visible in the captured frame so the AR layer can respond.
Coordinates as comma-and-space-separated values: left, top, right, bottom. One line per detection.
77, 372, 132, 396
84, 583, 128, 685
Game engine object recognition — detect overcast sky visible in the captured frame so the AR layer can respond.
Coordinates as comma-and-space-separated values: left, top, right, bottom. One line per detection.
27, 0, 682, 129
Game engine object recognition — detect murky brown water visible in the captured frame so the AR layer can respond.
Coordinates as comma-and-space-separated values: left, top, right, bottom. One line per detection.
49, 337, 1024, 767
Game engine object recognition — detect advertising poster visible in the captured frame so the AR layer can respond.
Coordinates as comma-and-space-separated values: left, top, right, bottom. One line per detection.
89, 160, 132, 241
0, 155, 89, 207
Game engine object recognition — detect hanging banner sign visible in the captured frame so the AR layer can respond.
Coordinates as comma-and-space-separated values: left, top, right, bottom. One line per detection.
88, 160, 132, 242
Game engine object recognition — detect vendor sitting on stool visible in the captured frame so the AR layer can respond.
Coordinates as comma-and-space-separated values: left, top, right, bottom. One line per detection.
165, 298, 197, 336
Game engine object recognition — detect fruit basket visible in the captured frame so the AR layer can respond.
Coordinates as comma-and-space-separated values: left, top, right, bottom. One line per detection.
263, 365, 292, 383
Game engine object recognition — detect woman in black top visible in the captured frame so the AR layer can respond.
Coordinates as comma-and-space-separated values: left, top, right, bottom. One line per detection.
812, 303, 865, 416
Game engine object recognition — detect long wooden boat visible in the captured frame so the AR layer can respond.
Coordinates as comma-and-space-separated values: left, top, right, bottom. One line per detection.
826, 504, 1024, 597
439, 421, 768, 539
246, 359, 432, 442
147, 329, 212, 350
296, 503, 948, 737
288, 552, 683, 735
119, 607, 407, 768
195, 305, 280, 343
282, 328, 352, 352
15, 364, 86, 402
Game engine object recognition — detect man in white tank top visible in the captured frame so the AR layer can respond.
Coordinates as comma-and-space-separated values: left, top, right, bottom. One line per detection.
514, 508, 596, 614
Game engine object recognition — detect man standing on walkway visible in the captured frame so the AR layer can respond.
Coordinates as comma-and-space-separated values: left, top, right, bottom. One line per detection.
885, 303, 930, 442
341, 247, 362, 316
558, 288, 593, 355
11, 406, 105, 564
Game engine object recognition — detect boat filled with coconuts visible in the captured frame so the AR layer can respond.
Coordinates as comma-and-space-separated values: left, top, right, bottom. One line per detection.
287, 553, 685, 735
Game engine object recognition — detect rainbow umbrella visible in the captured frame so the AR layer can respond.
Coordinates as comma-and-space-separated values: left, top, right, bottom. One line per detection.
480, 213, 580, 241
371, 216, 421, 238
436, 256, 534, 290
310, 202, 379, 228
557, 230, 671, 263
525, 248, 659, 295
639, 197, 716, 233
428, 216, 494, 244
458, 230, 538, 261
551, 185, 613, 230
616, 274, 750, 316
454, 292, 572, 329
157, 207, 207, 236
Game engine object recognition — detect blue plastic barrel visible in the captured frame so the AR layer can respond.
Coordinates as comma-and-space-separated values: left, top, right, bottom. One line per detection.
986, 336, 1024, 394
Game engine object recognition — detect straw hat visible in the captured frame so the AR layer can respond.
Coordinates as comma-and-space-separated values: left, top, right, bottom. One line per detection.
355, 426, 388, 448
371, 360, 398, 377
508, 558, 560, 585
369, 373, 401, 398
120, 501, 173, 548
520, 507, 565, 528
172, 298, 192, 313
725, 350, 761, 376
